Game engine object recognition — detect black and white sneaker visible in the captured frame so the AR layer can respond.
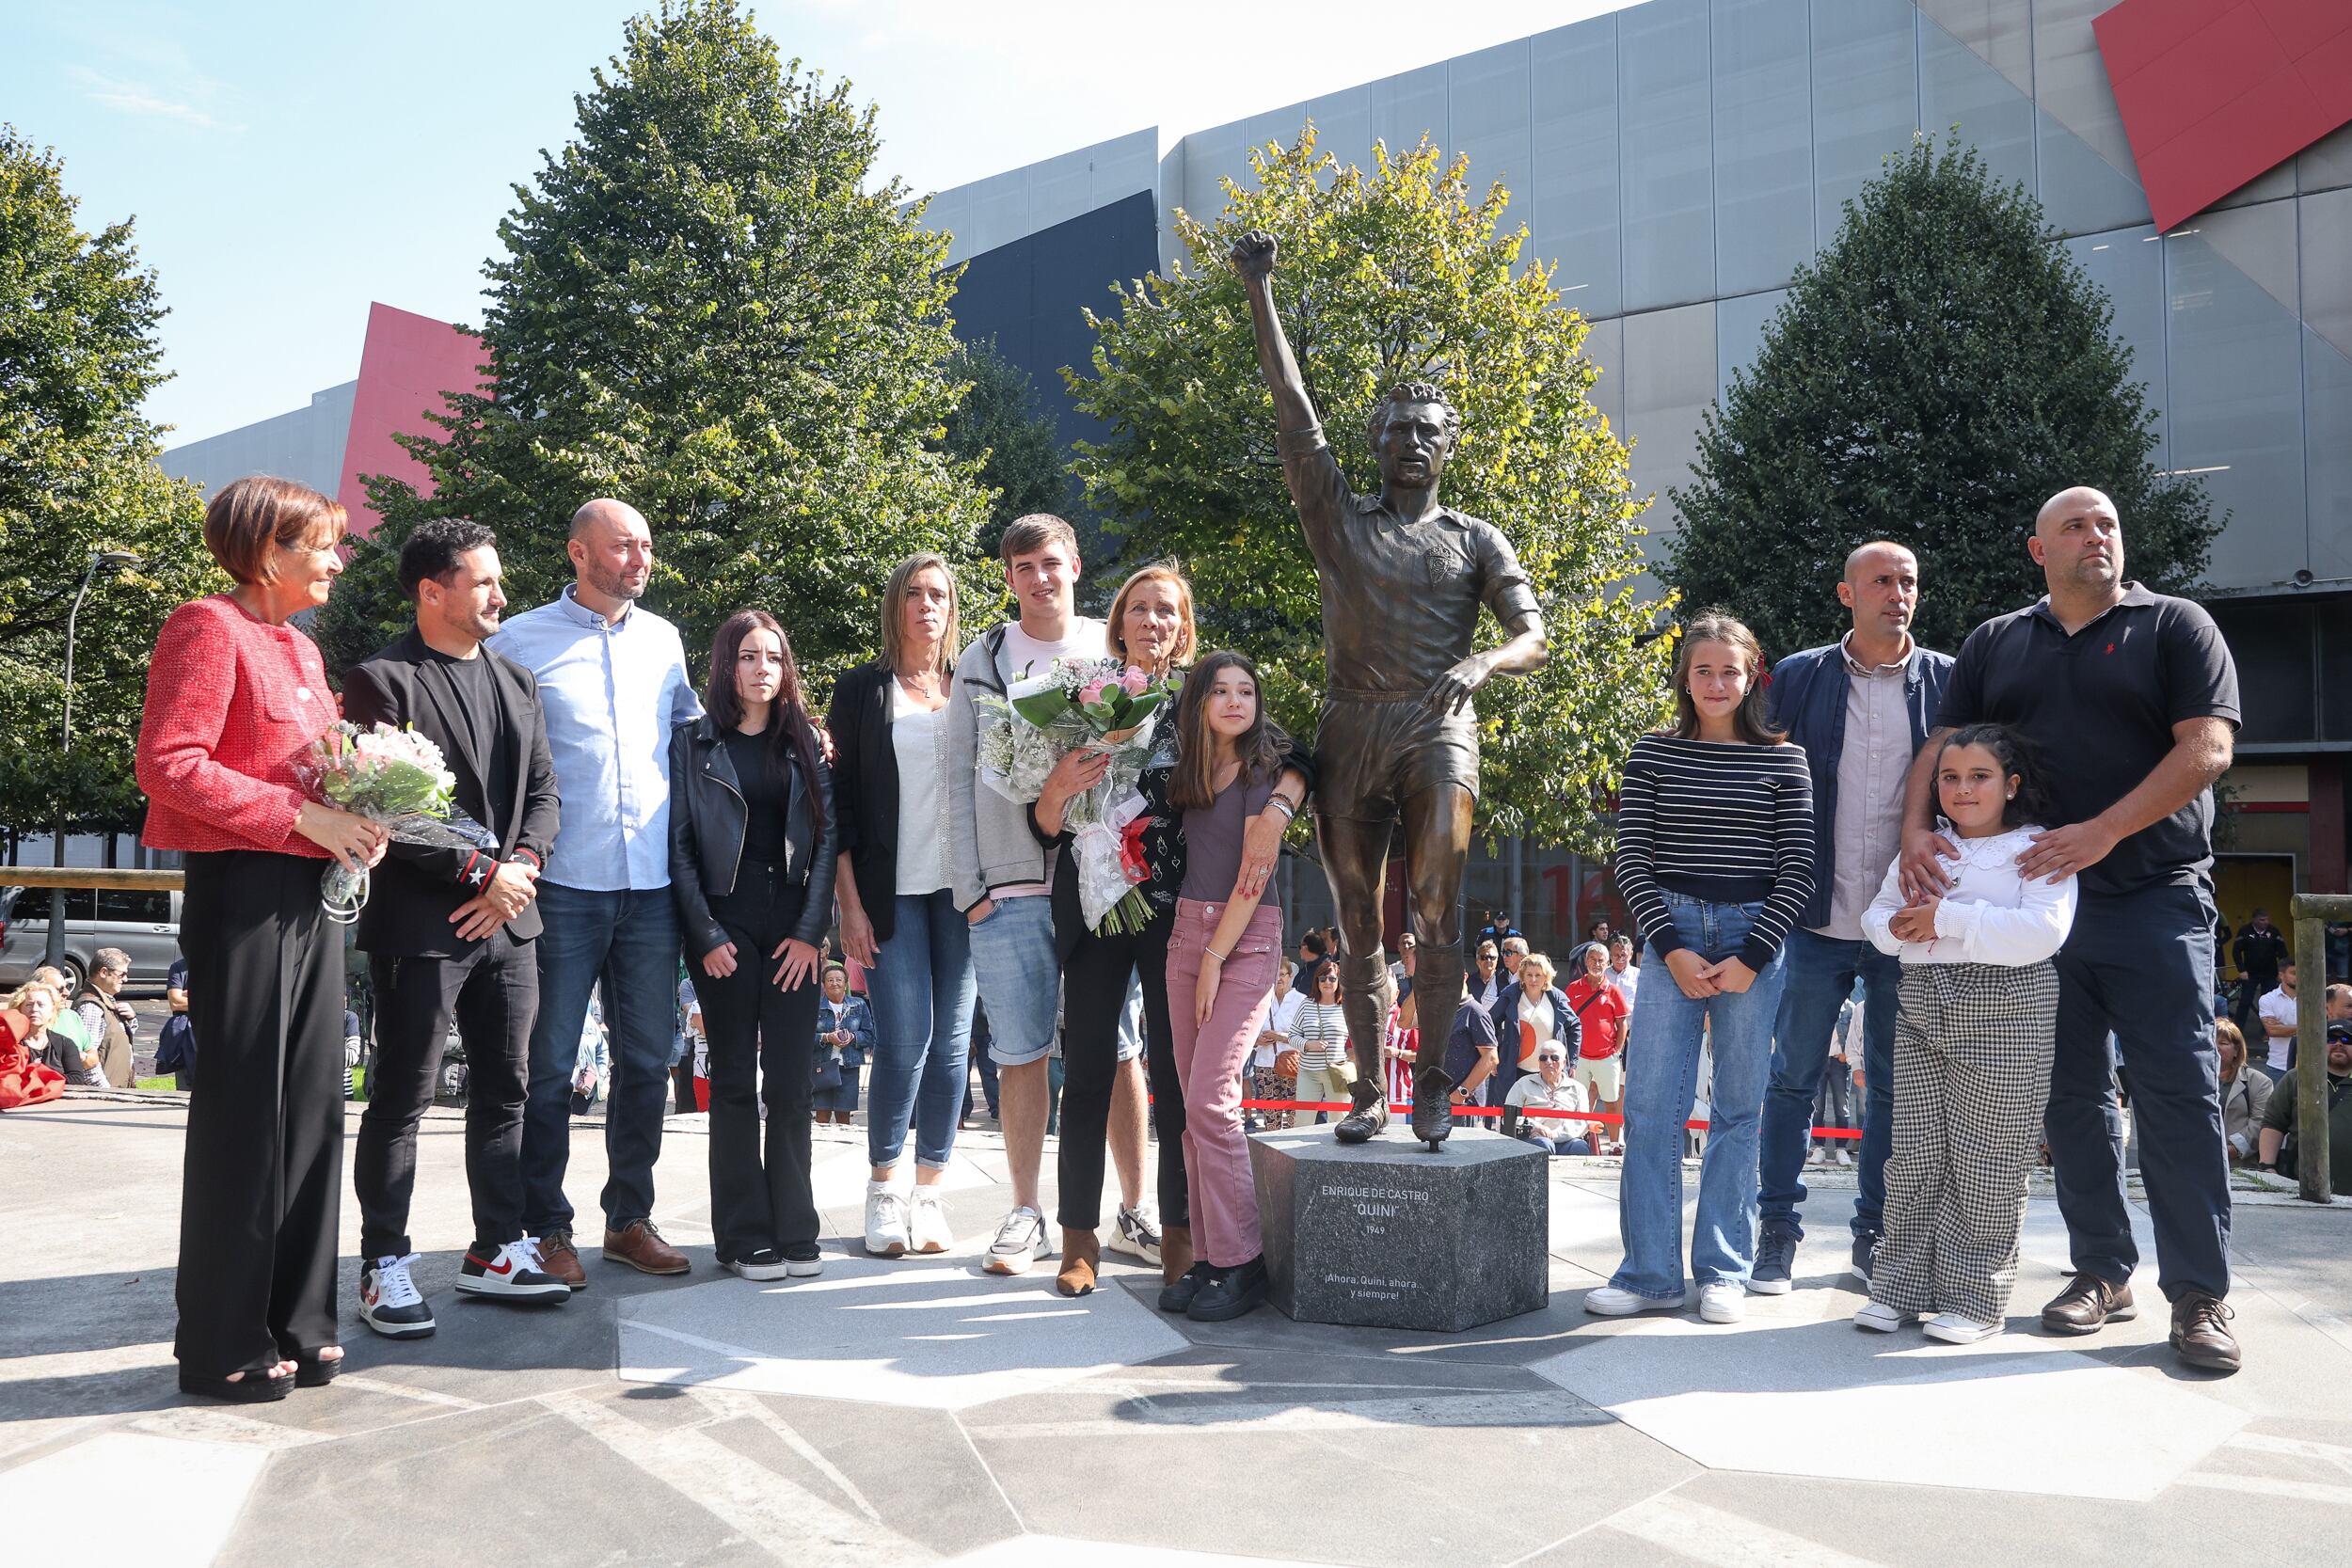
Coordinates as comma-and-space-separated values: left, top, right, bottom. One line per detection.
360, 1253, 437, 1338
1107, 1205, 1162, 1268
783, 1243, 823, 1278
456, 1239, 572, 1303
727, 1249, 791, 1281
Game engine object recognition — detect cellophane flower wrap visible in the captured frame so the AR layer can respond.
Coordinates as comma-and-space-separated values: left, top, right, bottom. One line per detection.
977, 657, 1177, 934
294, 721, 500, 923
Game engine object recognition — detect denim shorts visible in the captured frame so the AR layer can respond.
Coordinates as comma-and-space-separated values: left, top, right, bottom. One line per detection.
966, 894, 1060, 1068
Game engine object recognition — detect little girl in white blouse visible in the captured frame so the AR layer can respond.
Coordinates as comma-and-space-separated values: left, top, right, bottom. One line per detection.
1857, 724, 2078, 1343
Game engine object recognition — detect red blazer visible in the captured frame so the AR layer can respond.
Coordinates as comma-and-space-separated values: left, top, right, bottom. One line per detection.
136, 595, 339, 858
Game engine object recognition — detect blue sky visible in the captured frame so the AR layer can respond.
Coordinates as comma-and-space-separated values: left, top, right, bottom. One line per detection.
6, 1, 1611, 447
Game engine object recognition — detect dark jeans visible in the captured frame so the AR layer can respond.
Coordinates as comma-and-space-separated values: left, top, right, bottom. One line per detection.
358, 927, 537, 1258
696, 863, 819, 1260
2049, 884, 2230, 1302
519, 880, 683, 1235
174, 851, 345, 1378
1054, 911, 1179, 1232
1760, 928, 1900, 1241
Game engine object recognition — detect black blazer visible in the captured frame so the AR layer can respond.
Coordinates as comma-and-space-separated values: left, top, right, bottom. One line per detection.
824, 659, 908, 943
341, 630, 561, 958
667, 715, 837, 960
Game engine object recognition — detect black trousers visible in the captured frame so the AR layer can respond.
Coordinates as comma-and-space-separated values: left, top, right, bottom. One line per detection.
696, 863, 820, 1260
1055, 911, 1186, 1231
175, 851, 347, 1378
357, 927, 537, 1258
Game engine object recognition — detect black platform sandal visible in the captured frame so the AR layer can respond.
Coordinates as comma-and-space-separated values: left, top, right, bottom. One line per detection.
179, 1363, 295, 1403
294, 1348, 343, 1387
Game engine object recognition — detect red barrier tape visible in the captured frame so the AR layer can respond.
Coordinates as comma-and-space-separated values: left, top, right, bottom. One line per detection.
1233, 1099, 1862, 1138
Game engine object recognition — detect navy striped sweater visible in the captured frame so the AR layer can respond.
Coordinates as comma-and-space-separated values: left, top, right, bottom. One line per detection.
1615, 734, 1816, 972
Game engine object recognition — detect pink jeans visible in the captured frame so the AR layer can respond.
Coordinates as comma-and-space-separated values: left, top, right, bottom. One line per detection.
1165, 896, 1282, 1268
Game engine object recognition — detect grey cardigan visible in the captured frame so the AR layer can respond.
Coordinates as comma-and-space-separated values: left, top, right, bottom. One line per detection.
946, 626, 1054, 912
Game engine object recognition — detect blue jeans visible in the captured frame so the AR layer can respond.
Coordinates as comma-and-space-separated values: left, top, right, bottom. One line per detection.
1610, 895, 1790, 1300
518, 881, 682, 1233
865, 889, 977, 1171
1758, 928, 1899, 1241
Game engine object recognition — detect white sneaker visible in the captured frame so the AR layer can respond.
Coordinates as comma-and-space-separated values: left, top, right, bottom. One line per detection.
984, 1206, 1050, 1275
908, 1188, 953, 1255
1923, 1311, 2001, 1344
1852, 1301, 1910, 1333
1833, 1148, 1853, 1168
1583, 1285, 1681, 1317
360, 1254, 437, 1338
1107, 1205, 1162, 1267
865, 1180, 910, 1257
1697, 1281, 1746, 1323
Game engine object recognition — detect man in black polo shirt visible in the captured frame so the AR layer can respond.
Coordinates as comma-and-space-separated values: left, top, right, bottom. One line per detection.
1899, 485, 2242, 1371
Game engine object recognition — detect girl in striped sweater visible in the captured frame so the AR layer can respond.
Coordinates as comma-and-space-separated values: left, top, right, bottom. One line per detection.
1587, 611, 1815, 1325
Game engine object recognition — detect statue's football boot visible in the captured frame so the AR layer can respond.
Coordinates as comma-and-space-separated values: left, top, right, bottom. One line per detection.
1333, 1076, 1388, 1144
1410, 1065, 1456, 1151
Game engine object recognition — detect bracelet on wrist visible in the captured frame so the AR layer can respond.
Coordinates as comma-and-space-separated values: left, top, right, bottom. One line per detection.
1265, 795, 1299, 822
1206, 947, 1228, 964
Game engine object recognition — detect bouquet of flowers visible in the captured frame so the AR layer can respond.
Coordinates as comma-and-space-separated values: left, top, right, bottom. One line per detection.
294, 721, 500, 924
977, 657, 1178, 933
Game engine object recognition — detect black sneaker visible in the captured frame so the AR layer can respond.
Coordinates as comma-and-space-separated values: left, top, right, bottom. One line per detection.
1158, 1259, 1215, 1314
1186, 1256, 1270, 1323
1334, 1078, 1388, 1144
360, 1254, 437, 1338
1751, 1223, 1799, 1295
1850, 1232, 1879, 1285
783, 1243, 823, 1278
456, 1240, 572, 1303
726, 1249, 791, 1281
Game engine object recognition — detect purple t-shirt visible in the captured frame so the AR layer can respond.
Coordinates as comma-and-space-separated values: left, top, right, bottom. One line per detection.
1179, 767, 1277, 905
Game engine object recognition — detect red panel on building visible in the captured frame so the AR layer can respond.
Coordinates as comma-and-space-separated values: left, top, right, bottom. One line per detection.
2095, 0, 2352, 233
335, 303, 488, 539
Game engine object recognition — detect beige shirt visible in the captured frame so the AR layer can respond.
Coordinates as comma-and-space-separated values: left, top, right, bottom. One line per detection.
1820, 633, 1915, 941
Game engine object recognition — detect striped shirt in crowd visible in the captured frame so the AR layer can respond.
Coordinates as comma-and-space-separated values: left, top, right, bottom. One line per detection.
1614, 734, 1816, 974
1293, 1001, 1351, 1071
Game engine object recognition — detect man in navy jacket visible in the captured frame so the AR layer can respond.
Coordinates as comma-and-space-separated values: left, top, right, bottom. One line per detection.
1752, 543, 1953, 1291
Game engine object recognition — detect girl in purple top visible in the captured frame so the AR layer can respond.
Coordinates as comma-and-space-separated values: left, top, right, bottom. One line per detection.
1162, 652, 1291, 1323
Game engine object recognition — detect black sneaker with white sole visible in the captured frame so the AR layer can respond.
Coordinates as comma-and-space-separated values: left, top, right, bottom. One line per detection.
727, 1249, 791, 1281
782, 1243, 823, 1278
1851, 1232, 1879, 1285
456, 1239, 572, 1303
360, 1254, 437, 1338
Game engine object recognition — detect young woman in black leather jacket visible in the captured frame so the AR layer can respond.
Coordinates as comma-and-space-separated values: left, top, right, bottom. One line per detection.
669, 610, 836, 1280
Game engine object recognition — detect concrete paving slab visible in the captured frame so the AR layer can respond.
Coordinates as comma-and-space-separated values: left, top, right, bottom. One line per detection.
2, 1432, 266, 1568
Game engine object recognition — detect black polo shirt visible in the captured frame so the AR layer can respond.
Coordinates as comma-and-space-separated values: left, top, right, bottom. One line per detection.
1937, 582, 2238, 898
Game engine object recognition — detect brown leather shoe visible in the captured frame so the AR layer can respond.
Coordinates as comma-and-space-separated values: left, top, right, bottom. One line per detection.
1160, 1223, 1195, 1288
1056, 1229, 1100, 1298
2041, 1271, 2136, 1335
603, 1219, 691, 1275
2170, 1291, 2241, 1372
536, 1227, 587, 1291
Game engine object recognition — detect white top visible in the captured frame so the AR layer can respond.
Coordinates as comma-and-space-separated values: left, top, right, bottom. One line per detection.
1607, 960, 1640, 1011
992, 616, 1106, 899
1294, 1000, 1349, 1070
1860, 824, 2079, 967
890, 679, 949, 895
1258, 990, 1304, 1068
1517, 992, 1556, 1069
2257, 987, 2298, 1070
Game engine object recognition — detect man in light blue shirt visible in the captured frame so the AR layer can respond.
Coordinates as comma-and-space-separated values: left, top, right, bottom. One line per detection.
490, 498, 703, 1284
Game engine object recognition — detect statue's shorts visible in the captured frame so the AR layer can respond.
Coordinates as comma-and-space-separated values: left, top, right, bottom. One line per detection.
1312, 690, 1479, 823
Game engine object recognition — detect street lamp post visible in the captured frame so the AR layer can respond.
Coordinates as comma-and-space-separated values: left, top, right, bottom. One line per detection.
44, 549, 144, 975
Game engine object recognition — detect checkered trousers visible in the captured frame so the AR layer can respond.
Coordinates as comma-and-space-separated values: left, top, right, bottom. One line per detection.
1870, 960, 2061, 1324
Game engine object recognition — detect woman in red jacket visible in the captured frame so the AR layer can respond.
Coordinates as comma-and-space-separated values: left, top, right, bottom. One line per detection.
136, 476, 387, 1402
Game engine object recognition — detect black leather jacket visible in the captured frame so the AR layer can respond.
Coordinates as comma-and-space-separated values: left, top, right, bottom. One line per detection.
667, 715, 837, 959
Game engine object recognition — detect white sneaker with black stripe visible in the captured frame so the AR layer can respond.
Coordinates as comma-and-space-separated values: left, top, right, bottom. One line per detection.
360, 1254, 437, 1338
456, 1238, 571, 1303
983, 1206, 1050, 1275
1106, 1204, 1162, 1267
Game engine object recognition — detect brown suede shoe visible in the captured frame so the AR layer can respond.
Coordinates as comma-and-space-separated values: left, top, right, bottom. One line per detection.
1056, 1229, 1100, 1297
536, 1227, 587, 1291
1160, 1223, 1195, 1288
2170, 1291, 2241, 1372
2041, 1271, 2136, 1335
603, 1219, 691, 1275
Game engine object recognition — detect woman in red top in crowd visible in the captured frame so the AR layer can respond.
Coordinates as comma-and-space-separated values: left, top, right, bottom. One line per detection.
0, 1006, 65, 1111
135, 476, 387, 1402
1565, 941, 1632, 1147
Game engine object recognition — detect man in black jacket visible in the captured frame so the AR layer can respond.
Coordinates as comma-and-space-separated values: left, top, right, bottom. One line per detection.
342, 520, 569, 1337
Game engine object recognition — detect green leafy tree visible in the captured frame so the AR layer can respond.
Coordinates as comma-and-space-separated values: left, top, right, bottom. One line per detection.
1664, 135, 2221, 658
1066, 130, 1670, 850
329, 0, 995, 691
0, 126, 215, 840
941, 337, 1070, 559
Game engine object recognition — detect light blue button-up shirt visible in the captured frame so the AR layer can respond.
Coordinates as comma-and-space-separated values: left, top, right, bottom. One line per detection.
489, 586, 702, 892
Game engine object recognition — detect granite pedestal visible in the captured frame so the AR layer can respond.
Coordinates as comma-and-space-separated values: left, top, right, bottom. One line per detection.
1248, 1126, 1549, 1332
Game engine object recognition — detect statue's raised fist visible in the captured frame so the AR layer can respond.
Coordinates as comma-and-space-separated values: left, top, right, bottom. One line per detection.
1231, 231, 1279, 280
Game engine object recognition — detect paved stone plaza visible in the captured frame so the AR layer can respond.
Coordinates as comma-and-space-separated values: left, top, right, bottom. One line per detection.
5, 1094, 2350, 1567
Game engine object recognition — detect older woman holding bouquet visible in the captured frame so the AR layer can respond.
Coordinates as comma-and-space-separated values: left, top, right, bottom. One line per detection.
136, 476, 388, 1402
1030, 564, 1311, 1301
